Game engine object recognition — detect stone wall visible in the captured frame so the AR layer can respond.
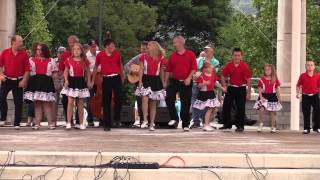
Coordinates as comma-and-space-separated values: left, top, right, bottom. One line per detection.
3, 95, 307, 130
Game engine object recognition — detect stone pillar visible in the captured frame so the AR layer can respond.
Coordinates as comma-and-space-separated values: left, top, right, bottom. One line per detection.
277, 0, 306, 130
291, 0, 302, 131
0, 0, 16, 51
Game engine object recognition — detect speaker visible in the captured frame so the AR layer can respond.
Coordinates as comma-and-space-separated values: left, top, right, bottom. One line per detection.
120, 106, 134, 123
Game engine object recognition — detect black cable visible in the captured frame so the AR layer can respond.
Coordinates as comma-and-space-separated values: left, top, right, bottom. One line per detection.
245, 153, 268, 180
0, 150, 13, 178
21, 173, 33, 180
199, 168, 223, 180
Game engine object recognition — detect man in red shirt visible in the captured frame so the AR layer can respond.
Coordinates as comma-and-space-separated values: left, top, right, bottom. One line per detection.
164, 35, 197, 131
220, 48, 252, 132
92, 39, 124, 131
0, 35, 30, 129
296, 60, 320, 134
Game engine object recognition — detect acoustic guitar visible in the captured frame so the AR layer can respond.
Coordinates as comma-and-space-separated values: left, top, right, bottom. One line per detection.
127, 64, 140, 84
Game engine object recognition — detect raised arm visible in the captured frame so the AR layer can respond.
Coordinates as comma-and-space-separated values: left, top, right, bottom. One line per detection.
124, 54, 140, 74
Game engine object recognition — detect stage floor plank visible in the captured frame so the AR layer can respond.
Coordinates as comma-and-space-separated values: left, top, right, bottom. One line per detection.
0, 127, 319, 154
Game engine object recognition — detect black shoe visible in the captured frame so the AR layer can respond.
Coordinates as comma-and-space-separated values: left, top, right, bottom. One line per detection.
219, 126, 231, 130
235, 128, 244, 132
104, 127, 111, 131
303, 129, 310, 134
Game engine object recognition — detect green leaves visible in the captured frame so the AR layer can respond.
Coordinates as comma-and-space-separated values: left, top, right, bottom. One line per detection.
16, 0, 52, 49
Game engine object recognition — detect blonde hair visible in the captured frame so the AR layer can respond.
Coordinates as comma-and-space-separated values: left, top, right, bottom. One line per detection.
71, 43, 88, 73
263, 64, 277, 83
148, 41, 165, 58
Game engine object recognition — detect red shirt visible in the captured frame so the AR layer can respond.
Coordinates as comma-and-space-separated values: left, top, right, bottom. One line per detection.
166, 49, 197, 80
95, 50, 122, 76
0, 48, 30, 78
140, 53, 166, 76
258, 76, 280, 94
197, 73, 218, 91
296, 72, 320, 94
58, 50, 71, 71
65, 58, 90, 77
221, 60, 252, 86
30, 57, 58, 76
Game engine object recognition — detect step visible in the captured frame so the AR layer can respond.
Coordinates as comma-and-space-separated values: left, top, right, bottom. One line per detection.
1, 151, 320, 169
1, 167, 320, 180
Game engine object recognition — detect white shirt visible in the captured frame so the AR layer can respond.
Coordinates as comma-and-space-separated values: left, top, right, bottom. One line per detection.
86, 50, 100, 72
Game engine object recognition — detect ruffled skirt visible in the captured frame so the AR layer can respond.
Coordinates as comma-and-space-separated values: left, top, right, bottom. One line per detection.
253, 93, 282, 112
135, 75, 166, 100
24, 75, 56, 102
61, 77, 90, 98
193, 91, 221, 110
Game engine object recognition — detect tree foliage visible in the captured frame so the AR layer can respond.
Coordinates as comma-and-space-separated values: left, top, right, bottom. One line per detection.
141, 0, 231, 53
216, 0, 277, 76
307, 0, 320, 63
16, 0, 52, 49
43, 0, 90, 50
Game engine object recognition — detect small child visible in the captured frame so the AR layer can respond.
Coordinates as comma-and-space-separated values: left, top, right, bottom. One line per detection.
193, 62, 226, 131
253, 64, 282, 133
61, 43, 91, 130
296, 60, 320, 134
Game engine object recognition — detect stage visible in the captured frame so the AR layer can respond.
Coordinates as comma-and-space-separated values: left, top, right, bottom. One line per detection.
0, 126, 319, 153
1, 127, 320, 180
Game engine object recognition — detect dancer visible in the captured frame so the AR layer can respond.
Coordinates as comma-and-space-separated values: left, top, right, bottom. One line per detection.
135, 41, 166, 131
296, 60, 320, 134
24, 42, 58, 130
0, 35, 30, 129
164, 35, 197, 131
220, 48, 252, 132
61, 43, 91, 130
193, 62, 225, 131
253, 64, 282, 133
92, 39, 124, 131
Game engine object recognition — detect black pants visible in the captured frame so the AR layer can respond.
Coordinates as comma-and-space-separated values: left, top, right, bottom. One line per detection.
302, 94, 320, 130
0, 79, 23, 126
102, 75, 122, 128
222, 86, 247, 129
134, 82, 143, 121
166, 79, 192, 128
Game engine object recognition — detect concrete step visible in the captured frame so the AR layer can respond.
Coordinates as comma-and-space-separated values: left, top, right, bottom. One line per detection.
1, 167, 320, 180
1, 151, 320, 168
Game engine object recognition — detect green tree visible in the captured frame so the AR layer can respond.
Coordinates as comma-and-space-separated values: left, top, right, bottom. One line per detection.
307, 0, 320, 63
86, 0, 157, 60
86, 0, 157, 105
216, 0, 277, 76
141, 0, 231, 53
16, 0, 52, 49
43, 0, 90, 50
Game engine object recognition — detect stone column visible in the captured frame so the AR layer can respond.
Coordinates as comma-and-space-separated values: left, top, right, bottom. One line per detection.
291, 0, 302, 131
277, 0, 306, 130
0, 0, 16, 51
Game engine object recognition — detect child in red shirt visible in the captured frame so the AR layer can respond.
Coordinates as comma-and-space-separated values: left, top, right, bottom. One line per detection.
193, 62, 226, 131
61, 43, 91, 130
253, 64, 282, 133
296, 60, 320, 134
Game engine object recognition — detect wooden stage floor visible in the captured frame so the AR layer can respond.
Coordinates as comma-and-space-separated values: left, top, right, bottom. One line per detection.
0, 126, 319, 154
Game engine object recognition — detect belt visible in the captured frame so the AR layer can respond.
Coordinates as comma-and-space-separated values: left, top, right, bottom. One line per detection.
303, 93, 318, 96
230, 84, 246, 87
103, 74, 118, 77
6, 76, 23, 81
